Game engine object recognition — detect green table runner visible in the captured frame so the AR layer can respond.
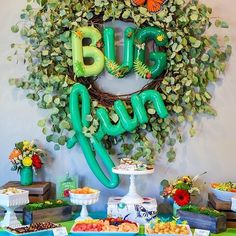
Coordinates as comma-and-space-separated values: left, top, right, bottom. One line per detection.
1, 211, 236, 235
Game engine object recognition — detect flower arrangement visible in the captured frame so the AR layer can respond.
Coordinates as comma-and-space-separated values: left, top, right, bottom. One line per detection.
160, 174, 204, 206
9, 140, 46, 173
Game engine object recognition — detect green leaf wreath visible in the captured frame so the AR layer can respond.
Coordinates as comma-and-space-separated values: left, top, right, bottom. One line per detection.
9, 0, 231, 163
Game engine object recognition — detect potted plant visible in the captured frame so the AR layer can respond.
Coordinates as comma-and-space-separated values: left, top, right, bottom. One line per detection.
9, 140, 47, 186
23, 199, 72, 224
177, 204, 226, 233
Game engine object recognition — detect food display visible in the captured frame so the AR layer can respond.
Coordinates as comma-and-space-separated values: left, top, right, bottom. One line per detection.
113, 158, 154, 171
69, 187, 100, 203
70, 187, 100, 220
71, 218, 138, 233
70, 187, 98, 195
0, 188, 25, 195
146, 221, 191, 235
211, 182, 236, 201
6, 222, 60, 234
112, 160, 154, 204
0, 187, 29, 227
0, 187, 29, 207
211, 182, 236, 192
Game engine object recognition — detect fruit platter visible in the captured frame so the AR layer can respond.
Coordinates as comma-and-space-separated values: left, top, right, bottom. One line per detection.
145, 221, 192, 236
69, 187, 100, 220
71, 218, 139, 235
5, 222, 61, 235
211, 182, 236, 201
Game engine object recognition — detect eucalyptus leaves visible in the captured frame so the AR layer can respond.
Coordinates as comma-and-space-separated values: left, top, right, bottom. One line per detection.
9, 0, 231, 164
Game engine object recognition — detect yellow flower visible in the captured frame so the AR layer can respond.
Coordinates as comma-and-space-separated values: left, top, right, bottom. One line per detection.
23, 141, 30, 147
23, 141, 31, 150
157, 35, 164, 42
22, 157, 32, 167
182, 176, 191, 182
45, 201, 52, 205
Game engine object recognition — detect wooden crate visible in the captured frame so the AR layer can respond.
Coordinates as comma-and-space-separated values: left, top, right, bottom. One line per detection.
208, 193, 231, 211
177, 209, 227, 233
23, 206, 72, 225
1, 181, 51, 203
208, 193, 236, 228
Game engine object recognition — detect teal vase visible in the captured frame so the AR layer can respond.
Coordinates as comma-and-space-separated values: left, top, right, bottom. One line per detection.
173, 202, 181, 216
20, 166, 33, 186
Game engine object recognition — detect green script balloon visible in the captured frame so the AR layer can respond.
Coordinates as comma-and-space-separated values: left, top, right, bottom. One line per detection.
67, 83, 168, 188
135, 26, 168, 79
72, 27, 105, 77
104, 27, 135, 78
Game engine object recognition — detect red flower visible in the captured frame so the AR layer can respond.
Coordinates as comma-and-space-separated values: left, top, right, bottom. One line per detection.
32, 154, 43, 169
173, 189, 190, 206
64, 189, 70, 197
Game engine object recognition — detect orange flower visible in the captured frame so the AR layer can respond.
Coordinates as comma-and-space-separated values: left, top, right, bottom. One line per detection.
9, 149, 22, 161
131, 0, 167, 13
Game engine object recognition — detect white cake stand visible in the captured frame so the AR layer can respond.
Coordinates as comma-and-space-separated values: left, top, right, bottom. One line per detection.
0, 189, 29, 228
69, 191, 100, 221
112, 168, 154, 204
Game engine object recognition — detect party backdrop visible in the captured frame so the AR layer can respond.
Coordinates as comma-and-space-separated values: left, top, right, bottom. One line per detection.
0, 0, 236, 211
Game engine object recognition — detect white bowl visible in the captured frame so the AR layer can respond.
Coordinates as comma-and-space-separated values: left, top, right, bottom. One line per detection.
211, 187, 236, 202
0, 189, 29, 207
69, 191, 100, 205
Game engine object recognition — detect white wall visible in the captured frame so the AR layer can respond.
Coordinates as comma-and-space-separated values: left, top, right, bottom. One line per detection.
0, 0, 236, 211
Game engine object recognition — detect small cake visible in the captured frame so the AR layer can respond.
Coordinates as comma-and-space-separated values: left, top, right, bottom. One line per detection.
114, 158, 154, 171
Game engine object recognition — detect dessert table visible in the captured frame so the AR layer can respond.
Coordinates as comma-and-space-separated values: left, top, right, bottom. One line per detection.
0, 212, 236, 236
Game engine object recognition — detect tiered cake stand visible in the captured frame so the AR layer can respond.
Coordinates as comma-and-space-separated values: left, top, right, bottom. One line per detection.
112, 168, 154, 204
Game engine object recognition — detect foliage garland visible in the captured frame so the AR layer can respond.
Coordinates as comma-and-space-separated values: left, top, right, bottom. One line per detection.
180, 204, 225, 217
9, 0, 231, 163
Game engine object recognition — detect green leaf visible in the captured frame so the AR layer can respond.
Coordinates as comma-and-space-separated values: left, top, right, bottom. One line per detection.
168, 138, 176, 146
148, 108, 156, 115
173, 105, 183, 114
189, 127, 197, 137
11, 25, 19, 33
58, 136, 66, 145
122, 9, 130, 19
54, 144, 60, 151
44, 94, 53, 103
190, 14, 198, 21
59, 120, 70, 129
38, 119, 46, 127
201, 54, 209, 62
167, 148, 176, 162
160, 179, 169, 187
